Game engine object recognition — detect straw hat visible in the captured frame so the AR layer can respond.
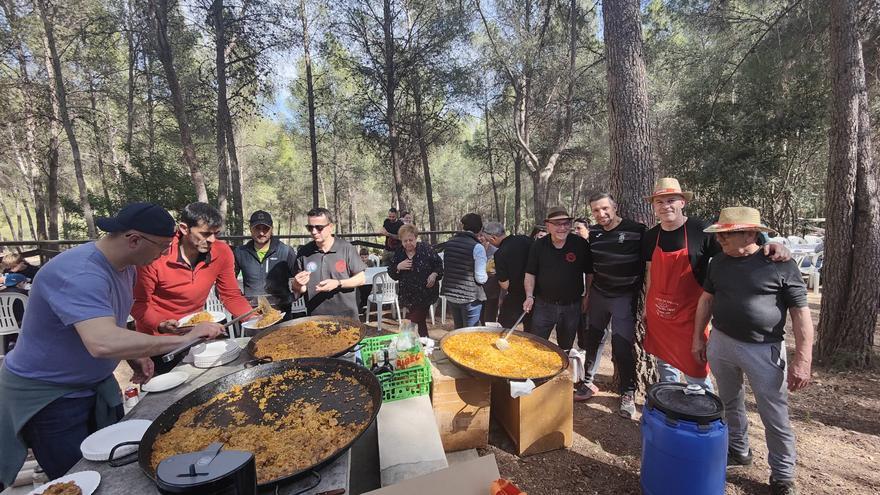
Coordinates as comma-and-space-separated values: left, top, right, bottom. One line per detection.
544, 206, 573, 222
644, 177, 694, 202
703, 207, 774, 233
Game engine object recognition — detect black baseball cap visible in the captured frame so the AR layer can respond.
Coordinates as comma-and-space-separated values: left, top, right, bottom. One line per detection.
249, 210, 273, 227
96, 202, 176, 237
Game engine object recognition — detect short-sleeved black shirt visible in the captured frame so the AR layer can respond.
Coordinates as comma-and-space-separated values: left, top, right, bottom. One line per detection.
588, 218, 646, 296
494, 234, 533, 299
526, 234, 592, 304
703, 251, 808, 343
641, 217, 720, 286
294, 237, 367, 318
383, 218, 403, 251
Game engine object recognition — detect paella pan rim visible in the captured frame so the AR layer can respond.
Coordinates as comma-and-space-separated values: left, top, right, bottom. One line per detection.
245, 315, 367, 361
439, 326, 570, 382
137, 357, 382, 488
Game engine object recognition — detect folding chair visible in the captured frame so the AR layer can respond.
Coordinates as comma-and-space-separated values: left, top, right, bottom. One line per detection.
364, 272, 402, 331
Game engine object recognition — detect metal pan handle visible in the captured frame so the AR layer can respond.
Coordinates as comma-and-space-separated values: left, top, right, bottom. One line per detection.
244, 356, 273, 368
108, 440, 141, 467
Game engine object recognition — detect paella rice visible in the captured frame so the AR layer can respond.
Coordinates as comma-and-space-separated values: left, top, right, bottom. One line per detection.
253, 321, 360, 359
42, 482, 81, 495
441, 331, 564, 379
252, 295, 283, 329
150, 368, 372, 484
181, 310, 213, 326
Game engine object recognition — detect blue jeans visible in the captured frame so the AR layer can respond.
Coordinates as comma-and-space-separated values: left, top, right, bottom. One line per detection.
20, 395, 123, 480
449, 301, 483, 329
655, 357, 715, 392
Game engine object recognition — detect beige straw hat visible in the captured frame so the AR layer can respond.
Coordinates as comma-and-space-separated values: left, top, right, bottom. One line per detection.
703, 207, 774, 233
644, 177, 694, 202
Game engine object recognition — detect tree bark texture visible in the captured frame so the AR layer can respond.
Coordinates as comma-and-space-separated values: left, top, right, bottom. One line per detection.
38, 0, 97, 238
603, 0, 658, 391
413, 75, 438, 244
817, 0, 880, 368
485, 104, 502, 220
301, 0, 320, 210
383, 0, 406, 212
226, 124, 244, 236
213, 0, 230, 226
149, 0, 209, 202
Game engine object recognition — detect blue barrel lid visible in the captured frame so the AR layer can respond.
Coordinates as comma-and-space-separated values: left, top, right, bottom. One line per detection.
646, 383, 724, 424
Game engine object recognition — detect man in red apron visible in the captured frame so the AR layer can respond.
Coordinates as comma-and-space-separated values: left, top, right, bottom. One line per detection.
642, 178, 789, 389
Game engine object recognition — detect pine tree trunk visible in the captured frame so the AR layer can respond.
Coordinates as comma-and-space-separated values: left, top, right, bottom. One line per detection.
226, 123, 244, 236
603, 0, 658, 390
485, 105, 501, 220
412, 75, 438, 243
513, 151, 522, 233
149, 0, 209, 202
39, 0, 97, 238
817, 0, 880, 368
213, 0, 230, 226
383, 0, 406, 212
301, 0, 320, 210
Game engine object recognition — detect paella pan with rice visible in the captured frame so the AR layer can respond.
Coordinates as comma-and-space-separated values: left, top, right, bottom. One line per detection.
246, 316, 365, 361
440, 326, 568, 381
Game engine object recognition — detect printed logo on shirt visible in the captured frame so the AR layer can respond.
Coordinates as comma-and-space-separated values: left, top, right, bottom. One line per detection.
306, 261, 319, 273
618, 233, 626, 244
335, 259, 347, 273
565, 252, 577, 263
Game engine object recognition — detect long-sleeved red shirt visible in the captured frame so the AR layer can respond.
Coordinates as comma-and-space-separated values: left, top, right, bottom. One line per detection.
132, 234, 252, 335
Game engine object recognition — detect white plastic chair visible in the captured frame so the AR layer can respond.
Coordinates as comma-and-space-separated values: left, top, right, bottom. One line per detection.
797, 253, 822, 294
786, 235, 805, 245
436, 279, 447, 325
368, 253, 381, 267
804, 235, 823, 245
0, 292, 28, 355
767, 236, 789, 246
364, 272, 401, 331
204, 285, 236, 336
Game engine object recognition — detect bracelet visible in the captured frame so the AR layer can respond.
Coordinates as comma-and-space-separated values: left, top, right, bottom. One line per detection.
527, 295, 535, 300
337, 279, 343, 290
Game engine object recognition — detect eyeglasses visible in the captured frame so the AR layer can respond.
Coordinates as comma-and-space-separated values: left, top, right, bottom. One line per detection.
305, 224, 331, 232
127, 233, 172, 254
548, 220, 572, 228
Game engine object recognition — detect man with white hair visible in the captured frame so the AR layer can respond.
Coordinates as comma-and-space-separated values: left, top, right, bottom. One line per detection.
692, 206, 812, 495
482, 221, 533, 332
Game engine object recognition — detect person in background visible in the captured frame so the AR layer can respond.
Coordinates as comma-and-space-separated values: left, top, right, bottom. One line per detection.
0, 273, 28, 353
692, 207, 811, 495
441, 213, 488, 328
479, 231, 501, 324
132, 202, 252, 374
642, 178, 790, 390
482, 221, 533, 332
401, 211, 414, 226
523, 207, 593, 400
579, 193, 646, 416
573, 218, 590, 239
291, 207, 366, 318
360, 248, 378, 268
1, 253, 39, 281
380, 207, 404, 265
529, 225, 548, 240
234, 210, 297, 318
0, 203, 223, 487
387, 224, 443, 337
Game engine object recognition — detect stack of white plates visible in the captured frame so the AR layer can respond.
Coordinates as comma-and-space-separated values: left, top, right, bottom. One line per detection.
189, 340, 241, 368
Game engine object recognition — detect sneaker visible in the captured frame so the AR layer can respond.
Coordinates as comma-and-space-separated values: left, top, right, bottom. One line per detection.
574, 382, 598, 402
769, 478, 797, 495
727, 448, 753, 468
618, 393, 636, 418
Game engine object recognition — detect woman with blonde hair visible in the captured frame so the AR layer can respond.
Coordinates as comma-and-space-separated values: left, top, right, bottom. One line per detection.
387, 224, 443, 337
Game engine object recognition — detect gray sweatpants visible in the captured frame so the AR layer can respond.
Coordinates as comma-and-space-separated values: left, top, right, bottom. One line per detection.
707, 329, 796, 482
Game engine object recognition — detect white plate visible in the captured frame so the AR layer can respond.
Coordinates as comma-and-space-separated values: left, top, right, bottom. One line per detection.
80, 420, 151, 461
189, 340, 241, 359
141, 371, 188, 392
193, 350, 240, 368
30, 471, 100, 495
178, 310, 226, 327
241, 312, 286, 330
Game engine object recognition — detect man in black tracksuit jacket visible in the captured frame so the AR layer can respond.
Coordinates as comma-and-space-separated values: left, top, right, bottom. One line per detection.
234, 211, 298, 317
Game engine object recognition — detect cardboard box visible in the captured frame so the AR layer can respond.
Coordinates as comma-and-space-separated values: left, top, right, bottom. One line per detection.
431, 350, 492, 452
363, 454, 500, 495
491, 369, 573, 456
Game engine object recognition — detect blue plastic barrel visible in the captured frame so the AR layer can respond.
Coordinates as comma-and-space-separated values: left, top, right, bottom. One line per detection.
641, 383, 728, 495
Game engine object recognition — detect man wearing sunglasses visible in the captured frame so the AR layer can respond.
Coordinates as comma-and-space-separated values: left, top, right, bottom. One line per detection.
291, 207, 366, 318
131, 202, 253, 373
0, 203, 224, 487
523, 206, 593, 398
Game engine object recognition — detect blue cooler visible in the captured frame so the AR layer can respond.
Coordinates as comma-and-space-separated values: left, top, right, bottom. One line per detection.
641, 383, 727, 495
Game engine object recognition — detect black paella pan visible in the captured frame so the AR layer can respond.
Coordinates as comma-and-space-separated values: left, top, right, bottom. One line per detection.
439, 326, 569, 382
136, 357, 382, 488
245, 315, 367, 362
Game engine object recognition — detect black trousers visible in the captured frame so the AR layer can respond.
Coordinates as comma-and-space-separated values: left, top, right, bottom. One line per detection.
581, 287, 638, 395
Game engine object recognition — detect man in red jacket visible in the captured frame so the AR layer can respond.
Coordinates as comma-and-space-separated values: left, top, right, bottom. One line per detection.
132, 202, 253, 373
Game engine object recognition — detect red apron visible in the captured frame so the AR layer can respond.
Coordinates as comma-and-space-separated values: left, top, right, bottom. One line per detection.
644, 226, 709, 378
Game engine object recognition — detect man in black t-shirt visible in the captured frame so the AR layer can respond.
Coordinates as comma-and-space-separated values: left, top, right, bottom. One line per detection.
524, 207, 592, 398
483, 221, 533, 332
691, 207, 812, 494
380, 208, 403, 261
578, 193, 646, 415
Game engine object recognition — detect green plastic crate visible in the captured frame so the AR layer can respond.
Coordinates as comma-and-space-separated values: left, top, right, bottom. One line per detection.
360, 334, 432, 403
